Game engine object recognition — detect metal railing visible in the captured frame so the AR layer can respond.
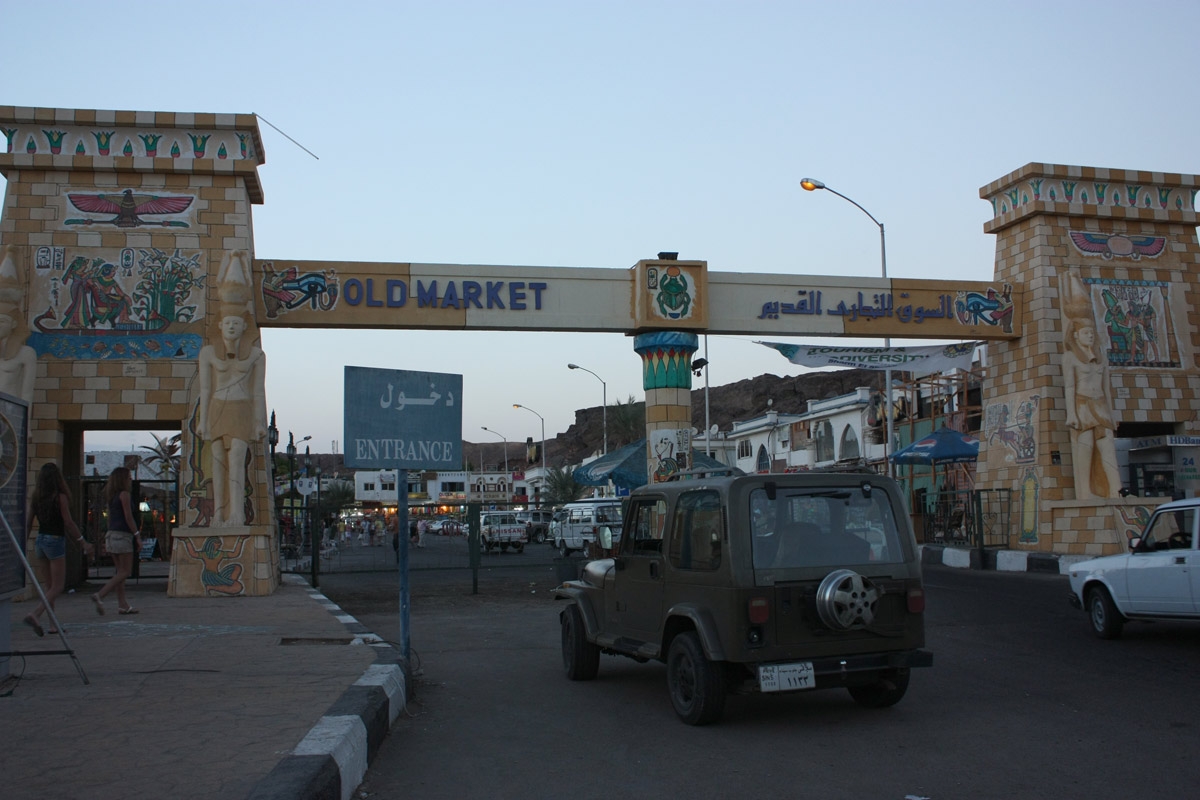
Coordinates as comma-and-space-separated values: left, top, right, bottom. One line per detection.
919, 488, 1011, 548
280, 501, 565, 574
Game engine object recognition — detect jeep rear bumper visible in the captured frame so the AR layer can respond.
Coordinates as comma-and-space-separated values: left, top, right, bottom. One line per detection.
800, 648, 933, 678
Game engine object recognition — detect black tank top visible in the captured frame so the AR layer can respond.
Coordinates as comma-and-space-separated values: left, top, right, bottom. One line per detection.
34, 493, 66, 537
108, 494, 133, 533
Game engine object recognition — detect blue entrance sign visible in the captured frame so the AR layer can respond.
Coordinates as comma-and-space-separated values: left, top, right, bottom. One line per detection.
343, 366, 463, 469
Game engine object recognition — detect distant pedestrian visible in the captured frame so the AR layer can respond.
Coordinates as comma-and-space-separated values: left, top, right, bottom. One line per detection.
23, 463, 92, 636
91, 466, 141, 616
417, 518, 429, 548
391, 519, 400, 564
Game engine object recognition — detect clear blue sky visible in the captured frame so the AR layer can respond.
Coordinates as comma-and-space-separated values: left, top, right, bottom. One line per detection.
5, 1, 1199, 456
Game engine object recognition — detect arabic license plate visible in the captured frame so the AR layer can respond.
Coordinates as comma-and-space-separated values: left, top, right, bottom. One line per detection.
758, 662, 815, 693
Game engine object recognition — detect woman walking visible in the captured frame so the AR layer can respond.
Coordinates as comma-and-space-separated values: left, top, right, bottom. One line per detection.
91, 466, 141, 616
23, 462, 92, 636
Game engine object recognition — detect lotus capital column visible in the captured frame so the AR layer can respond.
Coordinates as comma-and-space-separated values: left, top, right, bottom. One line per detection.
634, 331, 698, 483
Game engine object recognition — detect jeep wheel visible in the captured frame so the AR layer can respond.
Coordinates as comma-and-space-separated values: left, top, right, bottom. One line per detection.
1086, 585, 1125, 640
558, 540, 570, 557
667, 632, 726, 726
483, 540, 494, 553
513, 542, 525, 553
848, 668, 910, 708
500, 543, 509, 552
815, 569, 879, 631
562, 605, 599, 680
533, 530, 545, 544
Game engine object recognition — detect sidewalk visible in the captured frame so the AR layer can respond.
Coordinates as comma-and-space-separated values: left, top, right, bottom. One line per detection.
3, 571, 403, 800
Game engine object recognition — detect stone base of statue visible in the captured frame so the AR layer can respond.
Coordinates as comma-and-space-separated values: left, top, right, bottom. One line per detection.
1040, 497, 1168, 558
168, 525, 280, 597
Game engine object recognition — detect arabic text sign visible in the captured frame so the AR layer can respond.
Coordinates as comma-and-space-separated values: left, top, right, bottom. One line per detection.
758, 341, 977, 376
344, 367, 463, 469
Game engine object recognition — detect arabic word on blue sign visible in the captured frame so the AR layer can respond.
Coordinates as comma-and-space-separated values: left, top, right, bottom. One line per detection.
343, 366, 463, 470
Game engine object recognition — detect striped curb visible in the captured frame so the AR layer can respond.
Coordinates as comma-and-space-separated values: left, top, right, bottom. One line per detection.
247, 576, 406, 800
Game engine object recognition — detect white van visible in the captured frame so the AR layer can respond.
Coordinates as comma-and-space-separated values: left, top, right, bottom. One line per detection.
555, 499, 624, 557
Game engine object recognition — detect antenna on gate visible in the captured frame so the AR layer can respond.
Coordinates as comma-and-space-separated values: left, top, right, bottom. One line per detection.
255, 114, 320, 161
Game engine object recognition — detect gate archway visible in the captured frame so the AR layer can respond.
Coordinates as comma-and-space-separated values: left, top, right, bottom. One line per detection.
2, 105, 1194, 594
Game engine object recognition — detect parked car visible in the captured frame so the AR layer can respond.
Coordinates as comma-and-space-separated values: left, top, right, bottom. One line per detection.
516, 510, 554, 543
554, 499, 624, 557
554, 471, 932, 725
481, 511, 527, 553
1068, 496, 1199, 639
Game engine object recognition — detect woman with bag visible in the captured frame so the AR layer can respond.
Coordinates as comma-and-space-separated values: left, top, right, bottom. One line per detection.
23, 462, 92, 636
90, 466, 141, 616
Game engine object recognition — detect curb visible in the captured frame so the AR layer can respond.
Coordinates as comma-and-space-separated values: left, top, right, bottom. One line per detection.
919, 544, 1088, 575
248, 575, 405, 800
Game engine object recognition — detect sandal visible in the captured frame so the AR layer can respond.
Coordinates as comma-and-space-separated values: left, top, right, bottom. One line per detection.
91, 593, 106, 616
118, 607, 139, 615
23, 615, 45, 637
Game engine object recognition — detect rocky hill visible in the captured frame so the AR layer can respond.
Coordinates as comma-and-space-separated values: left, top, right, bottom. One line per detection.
477, 368, 886, 469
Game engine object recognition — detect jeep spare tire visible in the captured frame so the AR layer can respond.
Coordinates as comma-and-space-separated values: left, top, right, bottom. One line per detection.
815, 569, 879, 631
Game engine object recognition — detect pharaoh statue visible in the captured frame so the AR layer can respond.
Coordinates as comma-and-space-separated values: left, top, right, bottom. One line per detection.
1061, 274, 1122, 499
0, 245, 36, 405
198, 250, 267, 526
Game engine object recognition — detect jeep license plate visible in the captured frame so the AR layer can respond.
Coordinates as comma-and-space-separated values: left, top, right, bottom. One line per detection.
758, 662, 815, 693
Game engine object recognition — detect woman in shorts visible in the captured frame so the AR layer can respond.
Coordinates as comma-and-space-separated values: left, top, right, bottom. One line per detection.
23, 462, 92, 636
91, 466, 141, 616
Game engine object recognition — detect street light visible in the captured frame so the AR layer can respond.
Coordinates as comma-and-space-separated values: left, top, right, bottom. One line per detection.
513, 403, 546, 507
268, 411, 279, 540
304, 446, 312, 555
480, 426, 509, 474
801, 177, 894, 476
567, 363, 607, 455
286, 432, 311, 551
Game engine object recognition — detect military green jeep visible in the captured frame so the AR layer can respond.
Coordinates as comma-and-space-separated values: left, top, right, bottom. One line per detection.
553, 471, 932, 725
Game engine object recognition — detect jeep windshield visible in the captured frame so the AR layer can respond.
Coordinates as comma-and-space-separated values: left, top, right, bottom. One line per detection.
750, 483, 905, 568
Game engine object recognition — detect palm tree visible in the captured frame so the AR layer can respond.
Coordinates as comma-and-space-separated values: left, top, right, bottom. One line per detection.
543, 465, 588, 507
139, 432, 181, 480
313, 480, 356, 522
608, 395, 645, 449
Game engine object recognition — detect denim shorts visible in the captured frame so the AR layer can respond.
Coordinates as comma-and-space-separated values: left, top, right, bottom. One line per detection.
35, 533, 67, 560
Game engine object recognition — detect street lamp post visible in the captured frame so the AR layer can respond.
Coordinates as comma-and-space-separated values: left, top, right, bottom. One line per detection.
268, 411, 279, 541
312, 453, 322, 589
567, 363, 607, 455
304, 446, 312, 556
513, 403, 546, 508
801, 177, 894, 477
480, 426, 509, 474
286, 432, 296, 550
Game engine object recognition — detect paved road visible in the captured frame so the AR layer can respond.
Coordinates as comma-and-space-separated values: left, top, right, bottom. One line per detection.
321, 564, 1200, 800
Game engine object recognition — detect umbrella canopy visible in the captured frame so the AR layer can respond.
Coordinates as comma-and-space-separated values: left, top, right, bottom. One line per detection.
889, 426, 980, 466
573, 439, 736, 490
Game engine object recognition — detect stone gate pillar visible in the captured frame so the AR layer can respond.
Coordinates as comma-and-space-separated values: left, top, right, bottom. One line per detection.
977, 163, 1200, 556
0, 106, 279, 596
630, 256, 708, 483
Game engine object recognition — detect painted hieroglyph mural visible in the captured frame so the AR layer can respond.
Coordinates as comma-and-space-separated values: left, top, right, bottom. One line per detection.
27, 243, 206, 360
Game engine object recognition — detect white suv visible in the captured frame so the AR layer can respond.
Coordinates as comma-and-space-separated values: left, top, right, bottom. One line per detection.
555, 499, 624, 557
481, 511, 527, 553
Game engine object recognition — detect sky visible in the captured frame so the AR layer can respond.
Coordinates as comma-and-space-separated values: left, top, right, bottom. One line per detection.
5, 0, 1200, 456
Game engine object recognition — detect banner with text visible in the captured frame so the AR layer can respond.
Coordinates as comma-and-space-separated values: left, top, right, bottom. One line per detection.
757, 341, 977, 375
